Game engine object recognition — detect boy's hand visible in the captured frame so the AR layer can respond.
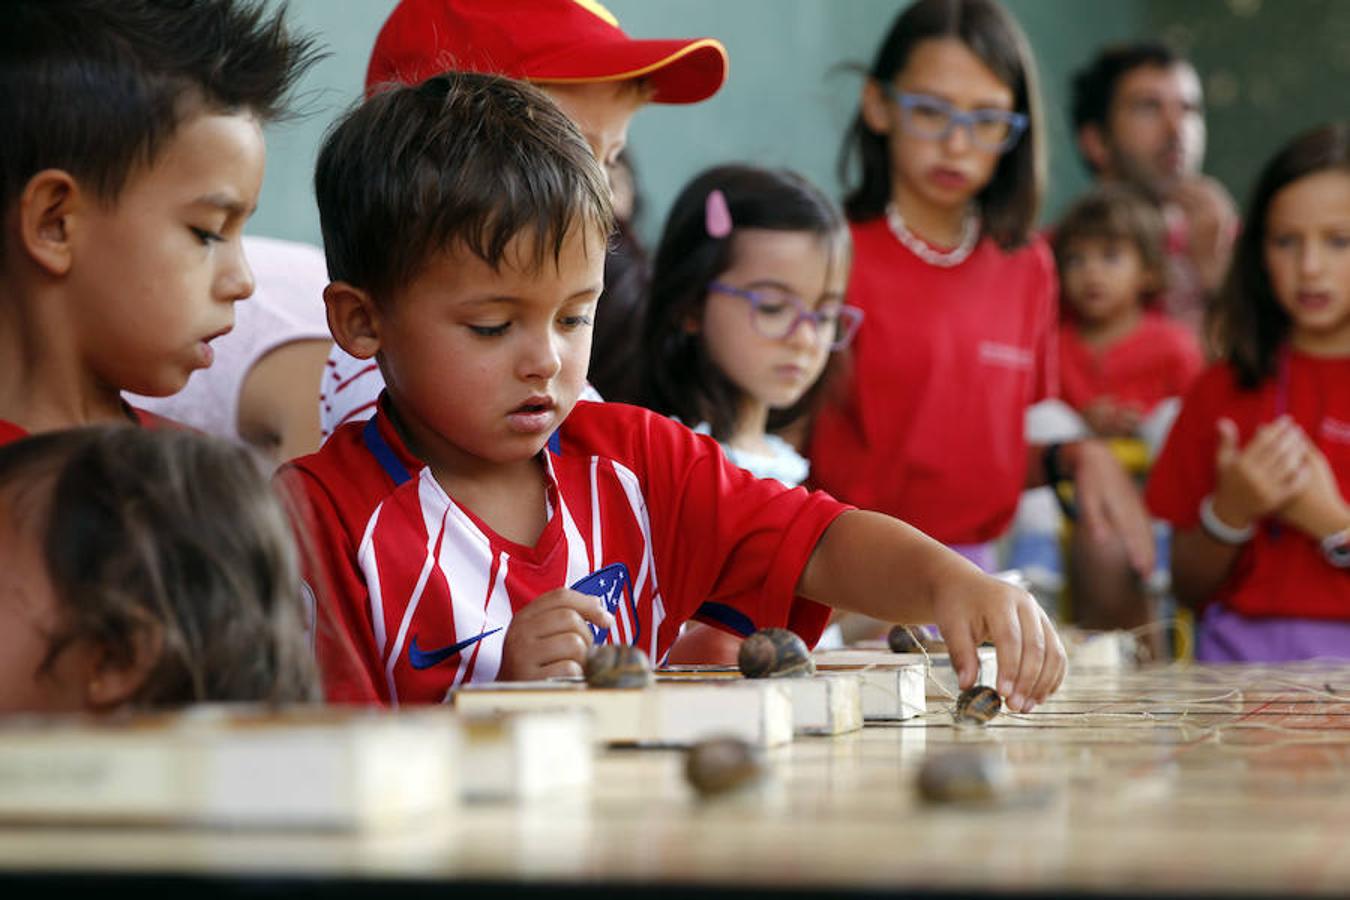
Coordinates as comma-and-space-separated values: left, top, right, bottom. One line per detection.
497, 589, 614, 681
1275, 442, 1350, 539
931, 574, 1065, 713
1212, 417, 1308, 529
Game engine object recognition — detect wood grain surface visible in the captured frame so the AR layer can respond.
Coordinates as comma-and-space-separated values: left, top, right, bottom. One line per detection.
2, 662, 1348, 897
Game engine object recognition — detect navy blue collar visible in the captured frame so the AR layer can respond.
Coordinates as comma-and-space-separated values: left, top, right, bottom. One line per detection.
363, 412, 563, 488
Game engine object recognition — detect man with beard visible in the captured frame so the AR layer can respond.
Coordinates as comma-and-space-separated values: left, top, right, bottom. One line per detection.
1071, 42, 1238, 341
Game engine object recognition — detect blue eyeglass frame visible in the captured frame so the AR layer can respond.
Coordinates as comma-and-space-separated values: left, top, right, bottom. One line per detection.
881, 85, 1028, 153
708, 282, 864, 351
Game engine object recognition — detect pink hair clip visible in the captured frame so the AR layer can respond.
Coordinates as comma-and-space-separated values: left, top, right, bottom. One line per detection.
705, 188, 732, 238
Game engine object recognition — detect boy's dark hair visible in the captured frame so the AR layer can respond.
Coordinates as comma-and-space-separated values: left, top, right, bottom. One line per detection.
0, 427, 319, 707
1053, 184, 1169, 305
1211, 122, 1350, 389
0, 0, 320, 257
315, 72, 614, 301
838, 0, 1045, 250
641, 164, 851, 442
1069, 41, 1185, 173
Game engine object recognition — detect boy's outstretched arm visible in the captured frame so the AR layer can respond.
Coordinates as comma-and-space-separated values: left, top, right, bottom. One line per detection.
796, 510, 1066, 712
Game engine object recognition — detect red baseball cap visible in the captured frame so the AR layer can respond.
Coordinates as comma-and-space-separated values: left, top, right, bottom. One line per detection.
366, 0, 729, 104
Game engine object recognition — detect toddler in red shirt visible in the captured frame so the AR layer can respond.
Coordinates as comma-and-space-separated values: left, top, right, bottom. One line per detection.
1055, 185, 1204, 453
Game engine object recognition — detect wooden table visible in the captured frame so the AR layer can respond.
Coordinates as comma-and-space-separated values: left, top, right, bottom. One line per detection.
3, 663, 1349, 898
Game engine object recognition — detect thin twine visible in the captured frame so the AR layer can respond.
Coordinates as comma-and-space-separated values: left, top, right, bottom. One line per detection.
848, 626, 1350, 743
845, 626, 958, 719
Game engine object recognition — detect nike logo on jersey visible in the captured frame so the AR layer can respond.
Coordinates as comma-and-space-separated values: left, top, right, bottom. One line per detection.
407, 628, 503, 670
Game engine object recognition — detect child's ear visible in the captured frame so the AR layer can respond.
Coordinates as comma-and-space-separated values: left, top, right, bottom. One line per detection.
1077, 125, 1111, 175
324, 281, 382, 360
859, 79, 894, 136
17, 169, 82, 277
84, 626, 163, 711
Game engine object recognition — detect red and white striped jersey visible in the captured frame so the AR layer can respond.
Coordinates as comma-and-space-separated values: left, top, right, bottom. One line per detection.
278, 398, 847, 705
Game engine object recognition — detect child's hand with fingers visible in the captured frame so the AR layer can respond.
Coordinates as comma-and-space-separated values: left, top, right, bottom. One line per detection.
1275, 442, 1350, 539
1211, 416, 1309, 530
497, 589, 614, 681
930, 573, 1066, 714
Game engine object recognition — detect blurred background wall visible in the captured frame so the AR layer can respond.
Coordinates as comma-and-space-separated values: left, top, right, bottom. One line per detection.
252, 0, 1348, 250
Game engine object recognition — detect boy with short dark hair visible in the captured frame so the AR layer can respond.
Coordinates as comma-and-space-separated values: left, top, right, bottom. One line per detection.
0, 0, 319, 443
281, 71, 1066, 712
319, 0, 728, 436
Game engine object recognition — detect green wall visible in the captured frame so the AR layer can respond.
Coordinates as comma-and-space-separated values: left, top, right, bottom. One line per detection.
251, 0, 398, 250
1145, 0, 1350, 214
249, 1, 1344, 250
603, 0, 1143, 242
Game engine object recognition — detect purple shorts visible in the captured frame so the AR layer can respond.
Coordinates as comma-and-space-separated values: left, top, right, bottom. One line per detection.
1197, 604, 1350, 663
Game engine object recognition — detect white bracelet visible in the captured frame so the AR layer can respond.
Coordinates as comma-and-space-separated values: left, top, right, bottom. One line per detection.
1198, 494, 1255, 545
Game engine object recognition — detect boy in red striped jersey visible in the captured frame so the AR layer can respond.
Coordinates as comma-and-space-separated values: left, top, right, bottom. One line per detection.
279, 72, 1066, 711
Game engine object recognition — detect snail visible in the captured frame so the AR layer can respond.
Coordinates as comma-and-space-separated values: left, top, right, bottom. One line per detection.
583, 644, 653, 689
737, 627, 815, 679
685, 736, 766, 797
887, 625, 947, 654
916, 748, 1010, 805
887, 624, 924, 654
952, 684, 1002, 725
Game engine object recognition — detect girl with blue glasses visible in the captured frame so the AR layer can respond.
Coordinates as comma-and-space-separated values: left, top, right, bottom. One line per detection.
810, 0, 1156, 642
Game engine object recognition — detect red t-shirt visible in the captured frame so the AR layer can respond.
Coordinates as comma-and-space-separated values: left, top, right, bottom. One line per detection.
808, 220, 1059, 545
1145, 353, 1350, 619
278, 398, 848, 706
0, 408, 179, 446
1058, 312, 1204, 416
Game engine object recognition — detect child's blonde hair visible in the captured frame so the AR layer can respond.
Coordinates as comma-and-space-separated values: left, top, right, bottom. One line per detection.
0, 427, 318, 707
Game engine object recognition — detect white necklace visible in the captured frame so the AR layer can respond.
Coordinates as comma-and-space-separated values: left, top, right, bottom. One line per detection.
884, 202, 980, 268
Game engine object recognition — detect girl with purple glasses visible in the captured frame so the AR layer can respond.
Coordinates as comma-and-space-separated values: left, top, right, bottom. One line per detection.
640, 164, 858, 664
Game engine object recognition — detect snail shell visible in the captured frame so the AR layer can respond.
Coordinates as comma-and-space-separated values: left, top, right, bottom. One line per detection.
916, 748, 1010, 805
887, 625, 924, 654
953, 684, 1002, 725
685, 736, 766, 797
583, 644, 653, 689
737, 628, 815, 679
